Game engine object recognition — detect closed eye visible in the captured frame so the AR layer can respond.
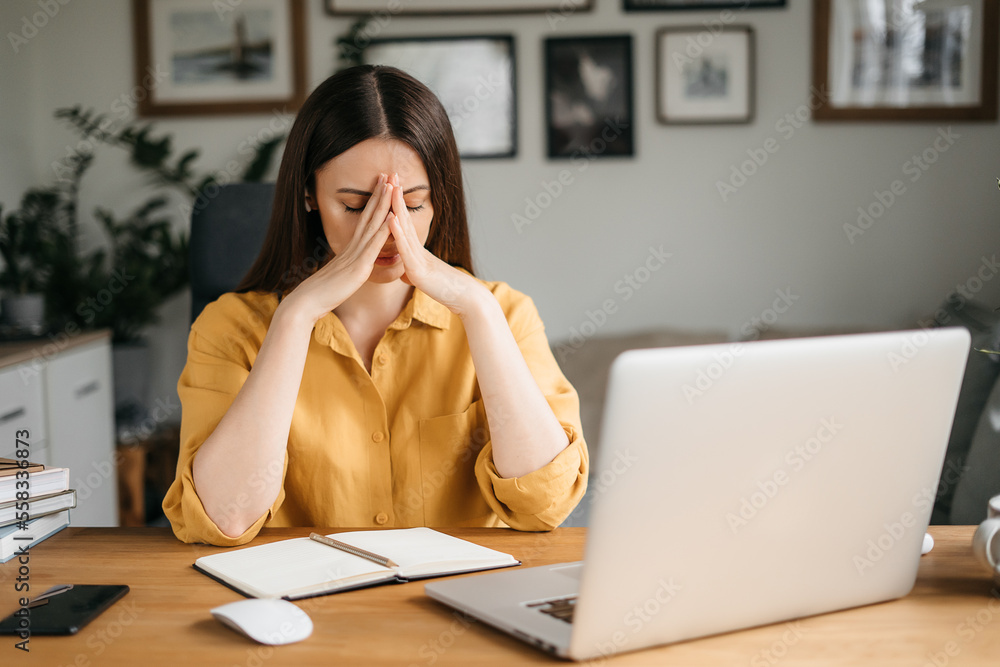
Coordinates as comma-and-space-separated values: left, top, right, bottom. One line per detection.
343, 203, 425, 214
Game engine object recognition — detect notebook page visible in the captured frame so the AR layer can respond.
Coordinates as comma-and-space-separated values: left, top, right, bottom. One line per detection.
331, 528, 517, 577
196, 537, 392, 598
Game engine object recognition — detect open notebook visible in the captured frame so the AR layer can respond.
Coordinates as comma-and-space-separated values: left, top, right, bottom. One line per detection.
193, 527, 520, 600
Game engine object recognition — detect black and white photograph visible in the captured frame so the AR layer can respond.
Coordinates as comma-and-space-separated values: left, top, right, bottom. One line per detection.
544, 35, 634, 159
168, 8, 274, 84
133, 0, 307, 115
656, 26, 753, 124
814, 0, 998, 120
362, 36, 516, 159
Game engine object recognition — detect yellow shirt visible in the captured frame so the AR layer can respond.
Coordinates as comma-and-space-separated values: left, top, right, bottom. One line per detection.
162, 279, 589, 546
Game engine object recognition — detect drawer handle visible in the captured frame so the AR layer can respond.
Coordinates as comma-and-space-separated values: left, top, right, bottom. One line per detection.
0, 407, 26, 424
75, 380, 100, 399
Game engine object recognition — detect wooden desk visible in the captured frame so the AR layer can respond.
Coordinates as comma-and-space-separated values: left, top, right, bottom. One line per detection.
0, 526, 997, 665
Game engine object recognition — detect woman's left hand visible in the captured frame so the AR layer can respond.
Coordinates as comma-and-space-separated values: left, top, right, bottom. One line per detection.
387, 173, 486, 316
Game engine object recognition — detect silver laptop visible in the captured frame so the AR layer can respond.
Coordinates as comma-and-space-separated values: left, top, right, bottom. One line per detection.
425, 328, 970, 661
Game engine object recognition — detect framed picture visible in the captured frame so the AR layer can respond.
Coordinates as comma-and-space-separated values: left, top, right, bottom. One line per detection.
132, 0, 307, 116
545, 35, 634, 159
656, 26, 754, 124
624, 0, 784, 10
812, 0, 999, 121
362, 36, 516, 159
328, 0, 593, 14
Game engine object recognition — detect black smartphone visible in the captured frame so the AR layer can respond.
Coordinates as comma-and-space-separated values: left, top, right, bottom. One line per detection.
0, 584, 130, 635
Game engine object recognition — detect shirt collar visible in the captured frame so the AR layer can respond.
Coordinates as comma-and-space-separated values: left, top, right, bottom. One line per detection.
403, 288, 452, 331
312, 287, 451, 353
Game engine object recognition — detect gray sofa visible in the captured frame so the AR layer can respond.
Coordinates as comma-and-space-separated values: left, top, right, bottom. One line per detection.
552, 309, 1000, 528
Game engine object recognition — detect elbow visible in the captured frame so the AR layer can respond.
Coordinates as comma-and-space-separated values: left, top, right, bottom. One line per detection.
213, 515, 255, 540
191, 456, 265, 540
201, 495, 270, 540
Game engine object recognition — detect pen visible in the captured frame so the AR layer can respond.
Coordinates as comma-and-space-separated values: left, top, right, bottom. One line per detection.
309, 532, 399, 569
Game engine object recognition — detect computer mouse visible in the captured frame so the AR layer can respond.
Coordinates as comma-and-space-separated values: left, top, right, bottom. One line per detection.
211, 598, 313, 645
921, 532, 934, 555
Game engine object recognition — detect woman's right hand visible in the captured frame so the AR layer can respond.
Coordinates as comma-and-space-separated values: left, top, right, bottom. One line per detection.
279, 172, 394, 324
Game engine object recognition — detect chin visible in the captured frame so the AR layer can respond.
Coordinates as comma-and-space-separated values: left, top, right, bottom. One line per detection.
367, 265, 406, 284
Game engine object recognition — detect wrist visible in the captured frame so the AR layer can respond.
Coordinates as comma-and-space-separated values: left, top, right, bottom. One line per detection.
456, 283, 502, 325
273, 293, 323, 333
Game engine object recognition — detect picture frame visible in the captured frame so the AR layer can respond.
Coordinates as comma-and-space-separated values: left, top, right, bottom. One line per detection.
812, 0, 999, 121
544, 35, 634, 159
327, 0, 593, 14
656, 26, 754, 124
132, 0, 307, 117
624, 0, 784, 10
362, 35, 517, 159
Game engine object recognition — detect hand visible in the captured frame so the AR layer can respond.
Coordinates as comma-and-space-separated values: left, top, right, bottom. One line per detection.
281, 173, 394, 324
386, 172, 486, 316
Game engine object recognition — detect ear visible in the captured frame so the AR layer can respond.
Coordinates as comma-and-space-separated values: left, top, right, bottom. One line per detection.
304, 190, 317, 213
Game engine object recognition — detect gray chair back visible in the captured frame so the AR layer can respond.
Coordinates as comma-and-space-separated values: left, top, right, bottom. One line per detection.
189, 183, 275, 323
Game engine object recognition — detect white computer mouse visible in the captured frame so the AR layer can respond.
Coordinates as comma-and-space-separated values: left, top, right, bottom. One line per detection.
211, 598, 313, 645
921, 532, 934, 555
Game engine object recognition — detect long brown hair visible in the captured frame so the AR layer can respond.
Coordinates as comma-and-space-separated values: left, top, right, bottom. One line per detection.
237, 65, 474, 294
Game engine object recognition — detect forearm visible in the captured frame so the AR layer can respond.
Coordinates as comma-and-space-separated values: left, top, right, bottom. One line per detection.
460, 289, 570, 479
191, 301, 315, 537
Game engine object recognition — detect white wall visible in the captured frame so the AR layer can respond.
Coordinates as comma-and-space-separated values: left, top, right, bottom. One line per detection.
3, 0, 1000, 414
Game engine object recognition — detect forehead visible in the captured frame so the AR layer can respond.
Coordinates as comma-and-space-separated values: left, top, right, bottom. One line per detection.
317, 137, 428, 185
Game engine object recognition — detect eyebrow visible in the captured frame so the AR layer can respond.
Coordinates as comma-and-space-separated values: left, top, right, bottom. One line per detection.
335, 185, 430, 196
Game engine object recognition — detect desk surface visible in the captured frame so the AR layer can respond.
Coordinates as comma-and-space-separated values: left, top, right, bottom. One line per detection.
0, 526, 997, 665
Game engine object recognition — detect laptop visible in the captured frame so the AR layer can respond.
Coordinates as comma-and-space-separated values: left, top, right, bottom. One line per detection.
425, 328, 970, 661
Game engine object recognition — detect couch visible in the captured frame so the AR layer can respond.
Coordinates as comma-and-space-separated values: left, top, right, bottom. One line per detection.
551, 303, 1000, 528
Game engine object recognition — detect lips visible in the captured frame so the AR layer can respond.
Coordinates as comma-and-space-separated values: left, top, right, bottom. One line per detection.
378, 248, 398, 259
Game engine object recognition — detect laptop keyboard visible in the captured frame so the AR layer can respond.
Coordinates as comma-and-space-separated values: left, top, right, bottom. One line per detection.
526, 596, 577, 623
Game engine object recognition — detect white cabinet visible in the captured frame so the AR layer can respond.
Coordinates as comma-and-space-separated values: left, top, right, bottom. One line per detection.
0, 362, 48, 464
0, 331, 118, 526
44, 339, 117, 526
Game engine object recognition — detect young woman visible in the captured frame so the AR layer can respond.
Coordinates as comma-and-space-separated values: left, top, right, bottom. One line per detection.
163, 65, 588, 546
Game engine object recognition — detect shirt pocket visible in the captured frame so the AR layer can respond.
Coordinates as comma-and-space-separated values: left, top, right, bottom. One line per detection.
418, 400, 492, 525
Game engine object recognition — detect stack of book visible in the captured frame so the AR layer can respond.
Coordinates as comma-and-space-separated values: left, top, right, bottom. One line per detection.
0, 458, 75, 563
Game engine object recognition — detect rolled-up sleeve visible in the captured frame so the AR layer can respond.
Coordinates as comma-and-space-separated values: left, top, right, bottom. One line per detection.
474, 289, 589, 530
161, 296, 287, 546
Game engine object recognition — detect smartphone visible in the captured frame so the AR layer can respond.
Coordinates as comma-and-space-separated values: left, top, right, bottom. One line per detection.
0, 584, 130, 635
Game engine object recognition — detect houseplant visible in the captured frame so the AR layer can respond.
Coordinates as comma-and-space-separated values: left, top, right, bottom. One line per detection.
0, 196, 56, 334
0, 106, 284, 428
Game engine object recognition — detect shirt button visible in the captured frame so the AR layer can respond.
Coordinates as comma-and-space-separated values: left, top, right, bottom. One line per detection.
377, 353, 389, 365
371, 431, 384, 443
375, 512, 388, 525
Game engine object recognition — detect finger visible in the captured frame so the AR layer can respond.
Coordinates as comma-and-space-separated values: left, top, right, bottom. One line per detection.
398, 201, 423, 249
356, 180, 394, 248
388, 212, 415, 258
365, 179, 394, 234
363, 213, 393, 257
390, 178, 409, 225
360, 172, 387, 220
346, 173, 387, 246
390, 183, 425, 251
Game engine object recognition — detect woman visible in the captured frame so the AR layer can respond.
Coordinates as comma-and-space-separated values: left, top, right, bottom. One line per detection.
163, 65, 588, 546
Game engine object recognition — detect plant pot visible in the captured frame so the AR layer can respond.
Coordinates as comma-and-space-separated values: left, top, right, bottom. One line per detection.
0, 293, 46, 334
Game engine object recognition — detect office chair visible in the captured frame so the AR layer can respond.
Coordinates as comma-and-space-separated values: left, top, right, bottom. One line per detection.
189, 182, 274, 324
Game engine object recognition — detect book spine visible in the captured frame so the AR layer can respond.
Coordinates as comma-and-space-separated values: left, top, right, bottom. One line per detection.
0, 518, 70, 563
